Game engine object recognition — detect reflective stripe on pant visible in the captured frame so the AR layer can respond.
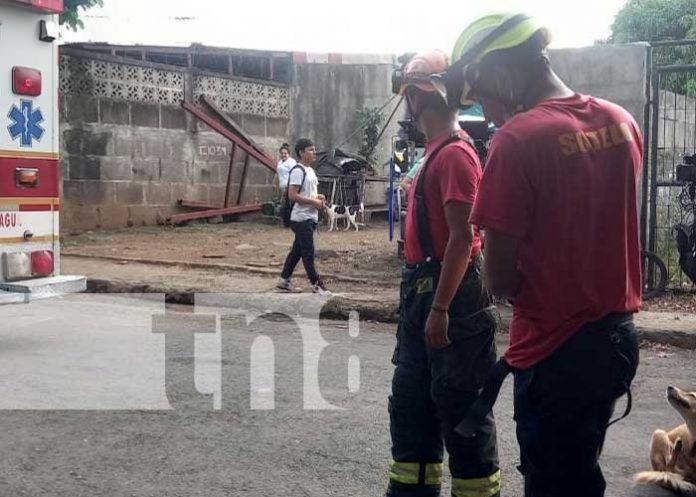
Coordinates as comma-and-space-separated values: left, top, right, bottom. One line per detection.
386, 257, 500, 497
389, 461, 444, 486
452, 471, 501, 497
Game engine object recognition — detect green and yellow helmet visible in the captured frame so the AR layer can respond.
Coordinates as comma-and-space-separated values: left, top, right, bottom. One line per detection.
432, 13, 551, 108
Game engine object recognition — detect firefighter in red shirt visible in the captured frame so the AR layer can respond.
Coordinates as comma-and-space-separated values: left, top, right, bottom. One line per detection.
436, 13, 642, 497
385, 50, 500, 497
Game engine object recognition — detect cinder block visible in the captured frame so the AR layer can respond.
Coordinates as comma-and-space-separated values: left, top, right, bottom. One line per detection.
82, 181, 115, 205
266, 117, 289, 138
241, 115, 266, 136
185, 184, 210, 203
145, 183, 172, 205
69, 155, 101, 180
61, 203, 100, 232
209, 186, 228, 204
170, 183, 188, 204
133, 158, 161, 181
127, 206, 158, 227
113, 131, 134, 157
245, 163, 273, 186
131, 102, 160, 128
62, 128, 85, 154
96, 205, 129, 229
100, 157, 133, 181
161, 106, 187, 130
160, 160, 188, 182
65, 95, 99, 123
100, 100, 130, 125
134, 135, 165, 158
115, 182, 145, 206
60, 158, 70, 181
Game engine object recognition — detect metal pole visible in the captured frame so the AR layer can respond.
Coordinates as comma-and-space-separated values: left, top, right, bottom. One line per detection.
648, 69, 660, 256
640, 45, 652, 249
389, 155, 394, 242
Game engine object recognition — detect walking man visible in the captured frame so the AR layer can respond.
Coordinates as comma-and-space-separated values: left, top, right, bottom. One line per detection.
277, 138, 330, 295
447, 13, 642, 497
385, 50, 500, 497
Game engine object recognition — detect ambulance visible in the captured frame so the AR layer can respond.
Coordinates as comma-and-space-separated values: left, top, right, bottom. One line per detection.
0, 0, 85, 300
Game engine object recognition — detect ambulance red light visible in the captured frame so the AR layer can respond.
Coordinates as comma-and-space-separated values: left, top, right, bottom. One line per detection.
13, 67, 42, 96
31, 251, 54, 277
12, 0, 64, 14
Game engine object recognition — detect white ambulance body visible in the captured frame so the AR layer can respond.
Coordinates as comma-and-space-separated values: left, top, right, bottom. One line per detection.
0, 0, 84, 298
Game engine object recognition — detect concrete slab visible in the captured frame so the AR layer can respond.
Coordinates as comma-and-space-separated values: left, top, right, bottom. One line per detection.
0, 291, 27, 305
0, 275, 87, 297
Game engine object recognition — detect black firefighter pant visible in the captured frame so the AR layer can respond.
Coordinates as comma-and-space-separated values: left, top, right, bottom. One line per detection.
513, 313, 639, 497
386, 258, 500, 497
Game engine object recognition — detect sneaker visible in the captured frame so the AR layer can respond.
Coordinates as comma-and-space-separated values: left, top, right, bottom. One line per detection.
276, 277, 296, 292
311, 281, 331, 296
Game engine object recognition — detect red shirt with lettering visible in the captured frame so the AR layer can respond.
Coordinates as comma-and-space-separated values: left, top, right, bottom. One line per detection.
470, 94, 643, 369
405, 130, 483, 264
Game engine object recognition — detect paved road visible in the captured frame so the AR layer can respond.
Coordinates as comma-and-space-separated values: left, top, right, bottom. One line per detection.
0, 294, 693, 496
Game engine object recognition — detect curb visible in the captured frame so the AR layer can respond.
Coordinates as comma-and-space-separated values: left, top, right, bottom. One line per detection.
85, 278, 400, 321
84, 278, 696, 349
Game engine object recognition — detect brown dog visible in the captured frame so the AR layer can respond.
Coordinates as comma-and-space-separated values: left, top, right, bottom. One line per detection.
635, 386, 696, 495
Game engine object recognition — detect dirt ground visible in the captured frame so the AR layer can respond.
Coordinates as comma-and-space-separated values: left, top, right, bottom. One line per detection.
61, 217, 696, 313
62, 219, 402, 290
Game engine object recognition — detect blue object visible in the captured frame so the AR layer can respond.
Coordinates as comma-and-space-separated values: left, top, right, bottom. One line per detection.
8, 99, 44, 147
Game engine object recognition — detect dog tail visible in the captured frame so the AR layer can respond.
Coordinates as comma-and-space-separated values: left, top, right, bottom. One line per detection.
635, 471, 696, 495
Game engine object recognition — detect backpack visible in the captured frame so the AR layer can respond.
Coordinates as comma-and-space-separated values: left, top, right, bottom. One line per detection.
280, 164, 307, 228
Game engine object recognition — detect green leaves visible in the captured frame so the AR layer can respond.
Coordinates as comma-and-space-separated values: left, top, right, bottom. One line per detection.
610, 0, 696, 43
355, 106, 384, 161
59, 0, 104, 31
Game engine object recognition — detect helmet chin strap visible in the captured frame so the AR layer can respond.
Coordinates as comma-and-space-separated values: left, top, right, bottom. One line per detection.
405, 94, 425, 127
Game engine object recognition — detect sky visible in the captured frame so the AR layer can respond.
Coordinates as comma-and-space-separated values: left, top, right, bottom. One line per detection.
61, 0, 630, 54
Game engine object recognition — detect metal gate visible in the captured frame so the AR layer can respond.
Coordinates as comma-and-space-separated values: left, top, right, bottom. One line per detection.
643, 40, 696, 290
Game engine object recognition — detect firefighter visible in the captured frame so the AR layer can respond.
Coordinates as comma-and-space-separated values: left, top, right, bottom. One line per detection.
442, 14, 642, 497
385, 50, 500, 497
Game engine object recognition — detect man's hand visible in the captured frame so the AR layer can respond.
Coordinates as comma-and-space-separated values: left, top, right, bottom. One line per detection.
313, 198, 325, 209
425, 308, 450, 349
317, 194, 326, 202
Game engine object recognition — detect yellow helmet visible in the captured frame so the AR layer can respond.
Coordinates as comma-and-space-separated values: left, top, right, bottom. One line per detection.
432, 13, 551, 107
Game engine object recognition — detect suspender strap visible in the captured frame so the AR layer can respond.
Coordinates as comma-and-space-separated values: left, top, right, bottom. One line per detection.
414, 132, 476, 262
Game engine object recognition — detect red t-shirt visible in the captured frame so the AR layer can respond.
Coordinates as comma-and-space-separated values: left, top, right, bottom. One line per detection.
405, 130, 483, 264
470, 94, 643, 369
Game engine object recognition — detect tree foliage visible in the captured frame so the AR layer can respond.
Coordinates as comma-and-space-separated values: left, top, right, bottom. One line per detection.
610, 0, 696, 43
60, 0, 103, 31
356, 106, 384, 161
610, 0, 696, 95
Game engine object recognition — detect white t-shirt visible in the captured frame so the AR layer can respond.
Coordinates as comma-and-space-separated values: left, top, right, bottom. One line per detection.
277, 158, 297, 188
288, 163, 319, 223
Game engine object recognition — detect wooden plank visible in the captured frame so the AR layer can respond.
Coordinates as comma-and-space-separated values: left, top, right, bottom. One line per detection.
168, 203, 262, 224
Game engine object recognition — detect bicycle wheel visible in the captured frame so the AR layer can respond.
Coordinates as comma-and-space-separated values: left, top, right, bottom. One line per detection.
642, 250, 668, 300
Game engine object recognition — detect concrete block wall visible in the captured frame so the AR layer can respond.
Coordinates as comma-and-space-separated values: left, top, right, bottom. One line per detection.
60, 83, 285, 233
550, 43, 649, 131
290, 55, 403, 175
